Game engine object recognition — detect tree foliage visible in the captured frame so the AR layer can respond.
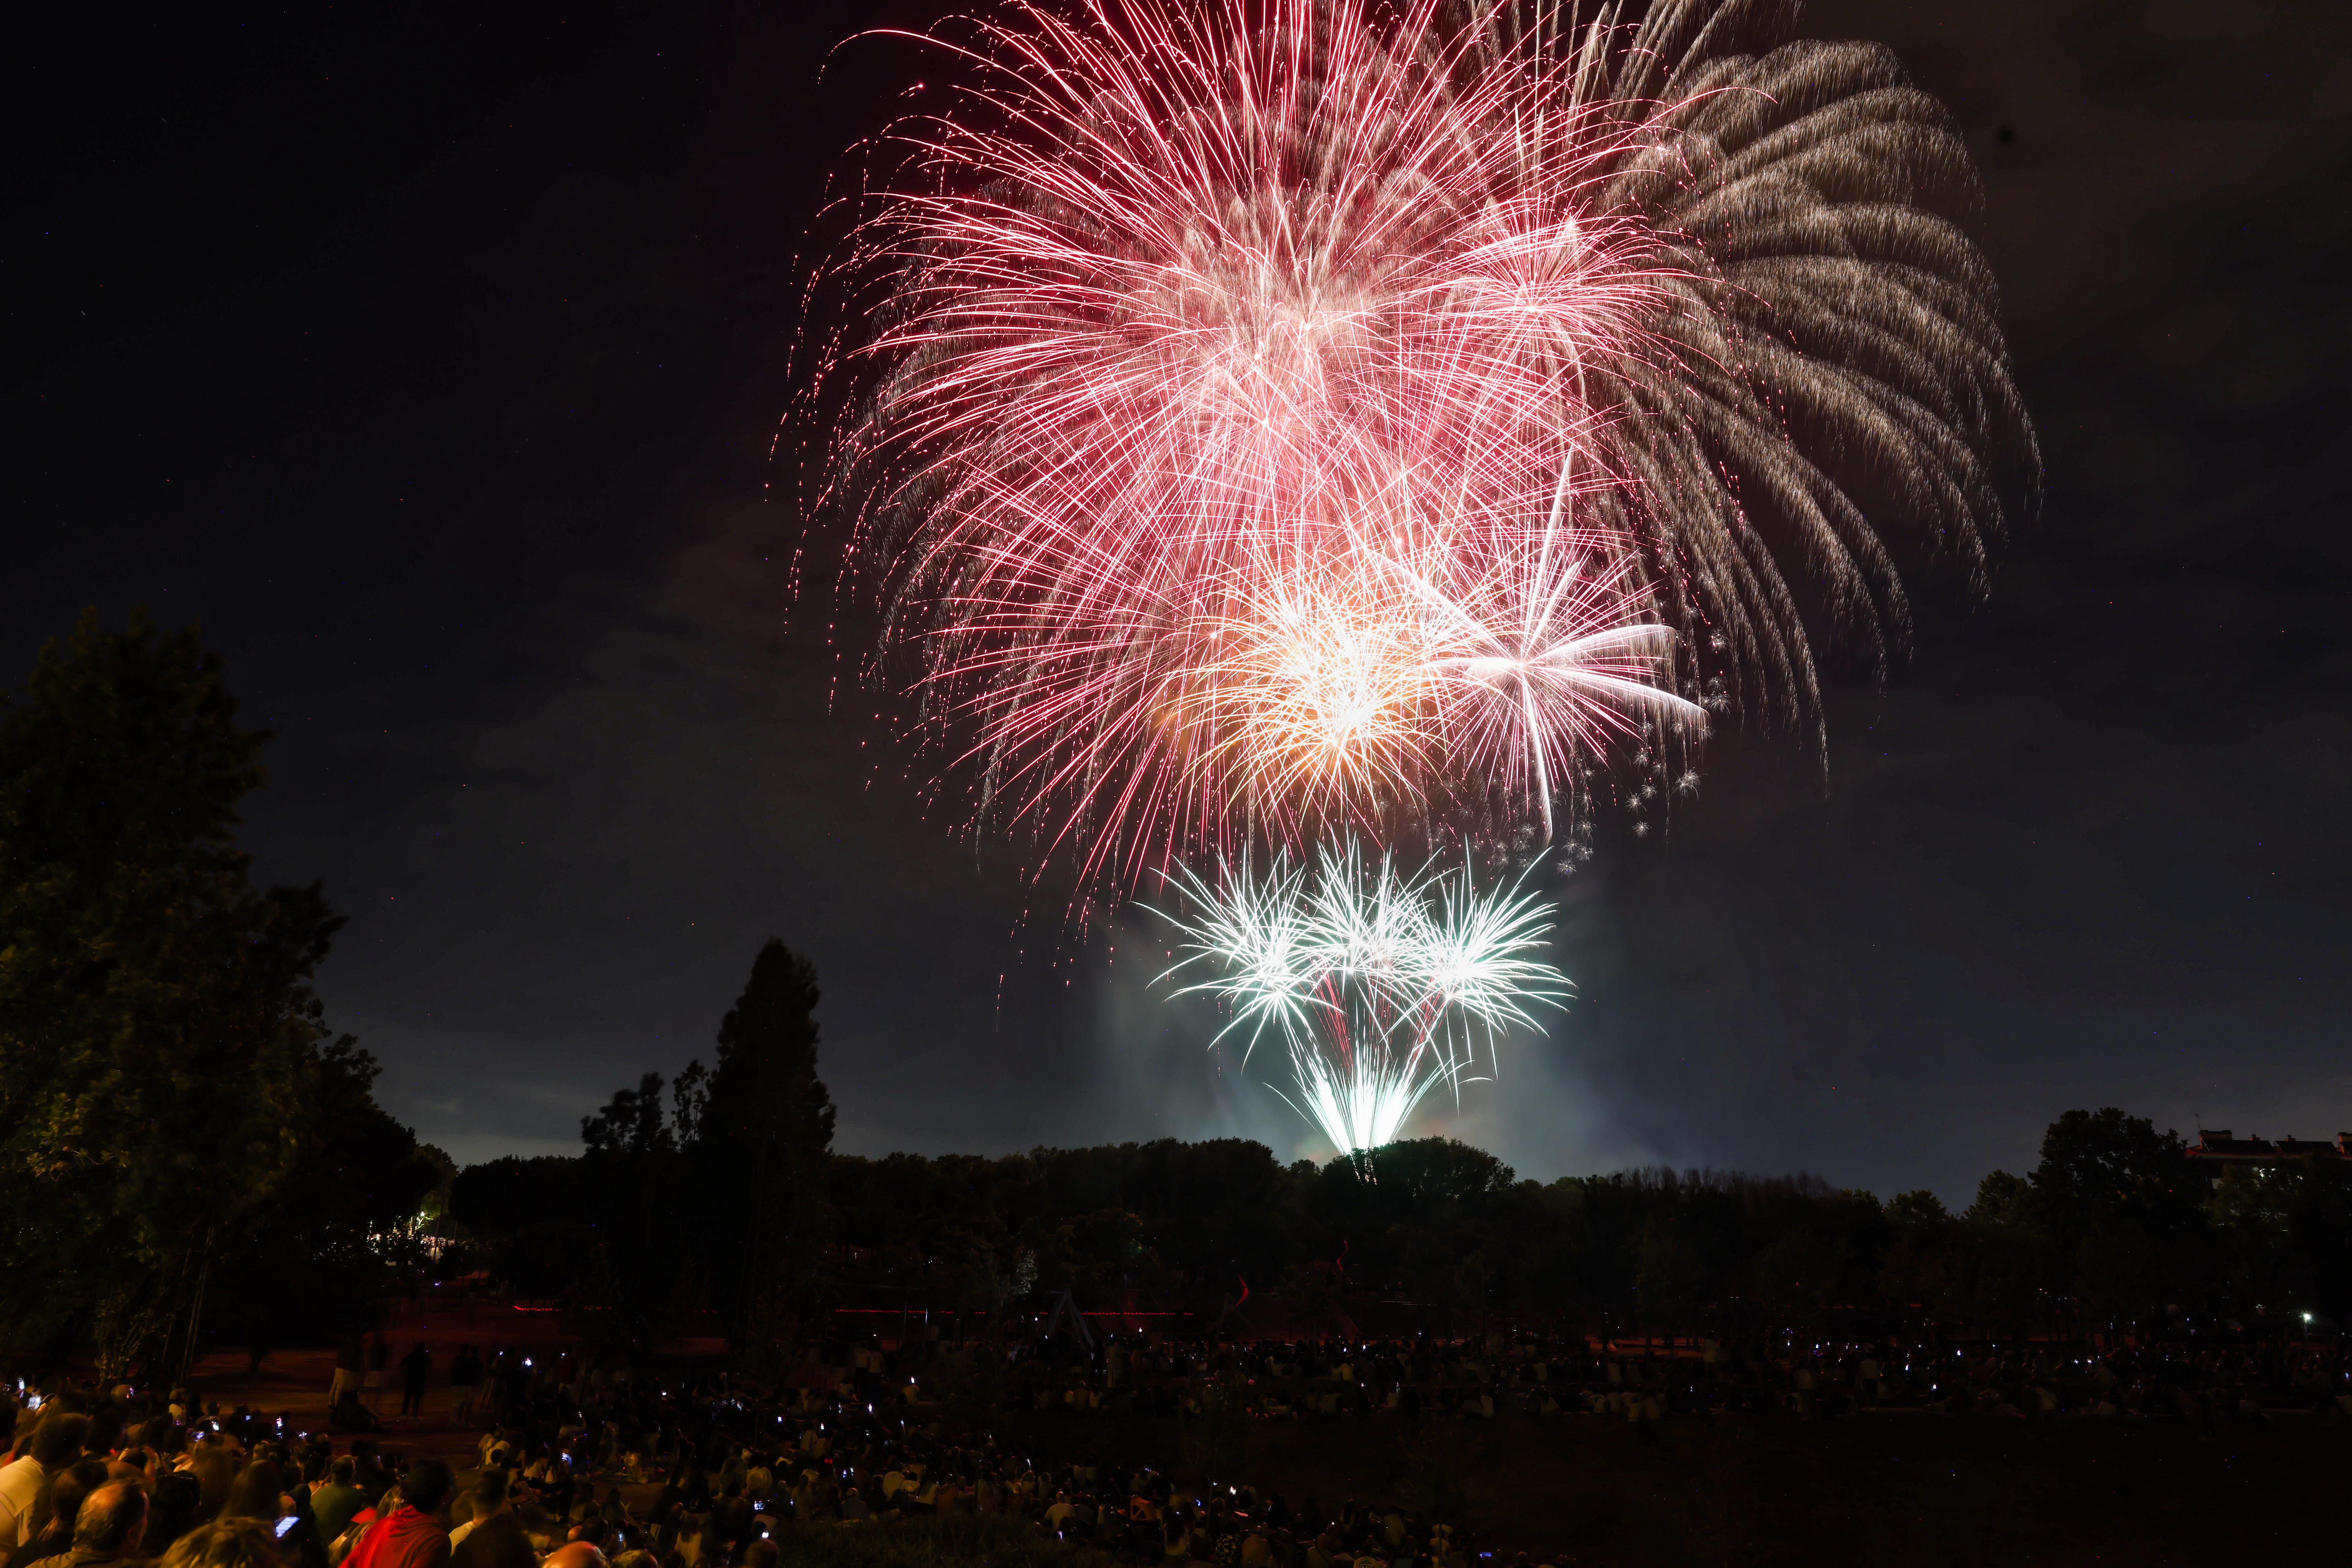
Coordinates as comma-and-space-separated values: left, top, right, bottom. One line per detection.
0, 612, 427, 1371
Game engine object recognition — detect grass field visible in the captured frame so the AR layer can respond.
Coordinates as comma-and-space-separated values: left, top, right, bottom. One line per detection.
971, 1404, 2351, 1567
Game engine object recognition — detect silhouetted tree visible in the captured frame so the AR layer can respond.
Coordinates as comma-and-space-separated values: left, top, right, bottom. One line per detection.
704, 941, 836, 1367
0, 611, 413, 1375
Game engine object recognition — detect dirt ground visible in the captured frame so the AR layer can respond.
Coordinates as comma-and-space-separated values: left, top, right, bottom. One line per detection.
185, 1296, 580, 1469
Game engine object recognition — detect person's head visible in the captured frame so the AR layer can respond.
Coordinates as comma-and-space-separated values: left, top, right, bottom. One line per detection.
542, 1544, 607, 1568
31, 1413, 91, 1470
159, 1518, 282, 1568
147, 1472, 204, 1555
85, 1408, 127, 1456
74, 1482, 149, 1559
221, 1461, 283, 1522
328, 1458, 355, 1487
399, 1459, 454, 1519
472, 1470, 510, 1516
36, 1458, 111, 1541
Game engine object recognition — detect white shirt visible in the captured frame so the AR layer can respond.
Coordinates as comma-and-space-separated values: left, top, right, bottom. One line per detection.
0, 1457, 49, 1555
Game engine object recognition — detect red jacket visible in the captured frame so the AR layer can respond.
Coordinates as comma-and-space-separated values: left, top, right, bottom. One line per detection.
343, 1508, 450, 1568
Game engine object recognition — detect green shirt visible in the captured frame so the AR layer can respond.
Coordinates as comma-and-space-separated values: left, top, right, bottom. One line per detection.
313, 1484, 368, 1543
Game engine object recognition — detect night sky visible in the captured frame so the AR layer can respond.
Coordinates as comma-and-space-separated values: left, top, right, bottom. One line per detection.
9, 0, 2348, 1201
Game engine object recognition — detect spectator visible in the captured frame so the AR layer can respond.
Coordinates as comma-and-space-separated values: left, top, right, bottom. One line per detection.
399, 1349, 432, 1422
311, 1461, 365, 1546
451, 1473, 531, 1568
159, 1519, 280, 1568
62, 1484, 145, 1568
330, 1339, 366, 1412
0, 1416, 91, 1556
6, 1460, 107, 1568
220, 1464, 283, 1525
342, 1462, 451, 1568
145, 1476, 203, 1558
179, 1449, 235, 1526
276, 1483, 329, 1568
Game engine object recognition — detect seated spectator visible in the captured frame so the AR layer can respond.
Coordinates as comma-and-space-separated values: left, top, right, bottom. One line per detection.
178, 1449, 235, 1527
160, 1519, 280, 1568
342, 1462, 452, 1568
6, 1460, 108, 1568
451, 1472, 532, 1568
65, 1483, 147, 1568
313, 1461, 366, 1546
221, 1464, 283, 1525
145, 1475, 203, 1557
0, 1415, 93, 1555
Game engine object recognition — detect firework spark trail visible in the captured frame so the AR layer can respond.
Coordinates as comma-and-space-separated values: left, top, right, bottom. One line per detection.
1152, 842, 1568, 1152
811, 0, 2035, 887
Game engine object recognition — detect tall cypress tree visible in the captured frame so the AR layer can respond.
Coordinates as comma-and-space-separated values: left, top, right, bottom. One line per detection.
704, 940, 835, 1368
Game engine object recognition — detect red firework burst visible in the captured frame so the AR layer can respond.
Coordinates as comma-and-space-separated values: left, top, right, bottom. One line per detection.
805, 0, 2033, 889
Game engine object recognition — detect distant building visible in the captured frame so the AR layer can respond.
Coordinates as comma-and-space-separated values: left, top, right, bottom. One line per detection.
2186, 1129, 2352, 1166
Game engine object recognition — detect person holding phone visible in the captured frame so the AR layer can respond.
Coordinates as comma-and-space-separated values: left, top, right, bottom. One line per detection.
274, 1478, 330, 1568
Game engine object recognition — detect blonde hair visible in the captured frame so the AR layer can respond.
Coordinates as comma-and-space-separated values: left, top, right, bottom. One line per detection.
160, 1517, 283, 1568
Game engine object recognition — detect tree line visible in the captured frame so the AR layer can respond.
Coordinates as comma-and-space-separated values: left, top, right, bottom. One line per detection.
460, 1074, 2352, 1346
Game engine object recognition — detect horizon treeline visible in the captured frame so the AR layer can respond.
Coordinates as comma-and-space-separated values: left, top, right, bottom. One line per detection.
451, 1105, 2352, 1349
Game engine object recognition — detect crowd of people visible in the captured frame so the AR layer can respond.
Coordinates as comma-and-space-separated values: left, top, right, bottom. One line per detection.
3, 1320, 2345, 1568
0, 1390, 626, 1568
1071, 1325, 2352, 1424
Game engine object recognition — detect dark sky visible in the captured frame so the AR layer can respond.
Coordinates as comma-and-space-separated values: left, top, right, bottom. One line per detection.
8, 0, 2347, 1201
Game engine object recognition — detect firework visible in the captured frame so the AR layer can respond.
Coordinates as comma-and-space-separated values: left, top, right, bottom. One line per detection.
1152, 843, 1567, 1152
812, 0, 2035, 885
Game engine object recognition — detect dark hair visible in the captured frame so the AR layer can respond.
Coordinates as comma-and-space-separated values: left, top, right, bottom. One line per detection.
84, 1408, 127, 1456
159, 1518, 283, 1568
147, 1473, 204, 1555
473, 1470, 509, 1512
329, 1458, 355, 1485
75, 1482, 150, 1555
222, 1460, 283, 1523
34, 1458, 111, 1542
399, 1459, 454, 1517
30, 1414, 91, 1470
